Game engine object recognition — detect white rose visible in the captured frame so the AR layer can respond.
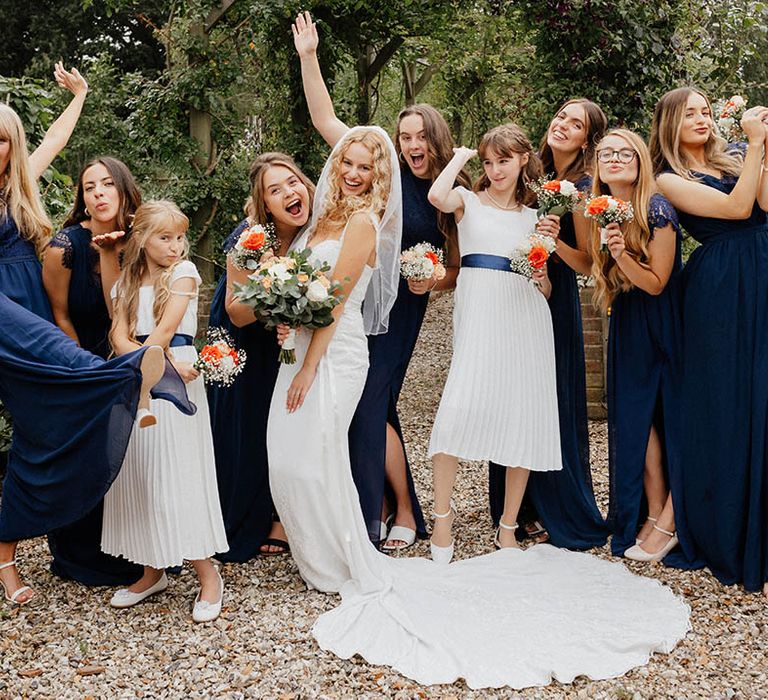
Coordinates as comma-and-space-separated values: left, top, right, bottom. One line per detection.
306, 279, 329, 302
731, 95, 747, 109
559, 180, 577, 196
219, 355, 235, 371
268, 263, 291, 281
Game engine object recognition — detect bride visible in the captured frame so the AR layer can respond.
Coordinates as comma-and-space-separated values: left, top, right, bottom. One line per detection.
267, 125, 691, 689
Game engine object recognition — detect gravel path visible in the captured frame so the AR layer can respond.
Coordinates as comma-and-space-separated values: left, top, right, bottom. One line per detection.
2, 291, 767, 699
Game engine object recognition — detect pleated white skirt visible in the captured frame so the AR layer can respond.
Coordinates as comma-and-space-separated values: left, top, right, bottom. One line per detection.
101, 346, 228, 568
428, 268, 562, 471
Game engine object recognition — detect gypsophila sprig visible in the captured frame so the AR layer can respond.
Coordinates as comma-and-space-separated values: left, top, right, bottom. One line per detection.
193, 327, 246, 387
714, 95, 748, 143
509, 232, 557, 278
583, 195, 635, 252
233, 247, 343, 364
528, 177, 581, 218
400, 242, 447, 281
227, 222, 278, 271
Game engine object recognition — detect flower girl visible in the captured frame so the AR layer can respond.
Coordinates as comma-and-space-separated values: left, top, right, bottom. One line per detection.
427, 124, 563, 562
102, 200, 228, 622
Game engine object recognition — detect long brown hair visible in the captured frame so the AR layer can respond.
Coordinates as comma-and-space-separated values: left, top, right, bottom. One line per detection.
394, 103, 470, 244
539, 98, 608, 183
589, 129, 656, 312
110, 200, 190, 350
244, 152, 315, 224
63, 156, 142, 233
315, 130, 392, 235
649, 86, 743, 179
474, 123, 542, 208
0, 104, 53, 256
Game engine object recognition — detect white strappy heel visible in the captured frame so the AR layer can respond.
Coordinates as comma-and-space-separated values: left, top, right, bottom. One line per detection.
429, 502, 456, 564
494, 519, 519, 549
0, 561, 34, 606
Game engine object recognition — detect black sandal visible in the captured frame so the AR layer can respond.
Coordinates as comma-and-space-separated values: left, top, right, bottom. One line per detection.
259, 538, 290, 556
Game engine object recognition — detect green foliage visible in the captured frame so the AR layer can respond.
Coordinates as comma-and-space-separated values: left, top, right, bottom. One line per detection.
0, 402, 11, 455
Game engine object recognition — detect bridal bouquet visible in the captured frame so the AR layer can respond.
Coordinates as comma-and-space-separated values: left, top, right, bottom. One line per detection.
228, 222, 277, 271
400, 242, 447, 281
528, 176, 582, 218
714, 95, 748, 143
509, 232, 557, 278
233, 248, 343, 364
193, 327, 247, 387
583, 195, 634, 252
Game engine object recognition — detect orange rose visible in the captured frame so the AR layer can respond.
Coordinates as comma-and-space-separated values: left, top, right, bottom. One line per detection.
241, 231, 266, 251
541, 180, 561, 192
425, 251, 439, 265
586, 196, 610, 216
297, 273, 309, 283
261, 277, 272, 290
528, 246, 549, 270
201, 345, 224, 362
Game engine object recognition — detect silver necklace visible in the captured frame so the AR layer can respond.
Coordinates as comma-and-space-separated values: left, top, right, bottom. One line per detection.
484, 189, 520, 211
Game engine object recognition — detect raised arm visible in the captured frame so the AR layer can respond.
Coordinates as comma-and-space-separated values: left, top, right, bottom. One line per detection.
29, 63, 88, 180
286, 212, 376, 412
293, 11, 349, 147
758, 124, 768, 212
656, 106, 768, 220
428, 147, 476, 216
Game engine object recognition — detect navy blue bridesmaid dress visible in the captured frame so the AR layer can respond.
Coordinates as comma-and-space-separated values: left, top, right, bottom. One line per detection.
44, 224, 143, 584
673, 148, 768, 591
0, 291, 194, 542
489, 175, 608, 548
0, 213, 53, 321
605, 194, 698, 568
207, 220, 282, 561
347, 167, 430, 543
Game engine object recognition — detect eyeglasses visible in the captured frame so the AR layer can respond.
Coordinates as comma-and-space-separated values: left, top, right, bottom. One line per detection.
596, 149, 637, 164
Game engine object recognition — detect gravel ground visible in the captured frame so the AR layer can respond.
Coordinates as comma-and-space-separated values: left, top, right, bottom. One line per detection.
2, 291, 767, 699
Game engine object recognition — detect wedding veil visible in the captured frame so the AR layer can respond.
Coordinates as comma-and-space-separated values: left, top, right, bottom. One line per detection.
310, 125, 403, 335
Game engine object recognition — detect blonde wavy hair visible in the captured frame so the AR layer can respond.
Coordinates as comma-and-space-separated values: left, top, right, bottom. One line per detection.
589, 130, 656, 313
315, 130, 392, 235
110, 200, 190, 350
649, 86, 743, 179
0, 104, 53, 256
244, 151, 315, 224
474, 123, 542, 208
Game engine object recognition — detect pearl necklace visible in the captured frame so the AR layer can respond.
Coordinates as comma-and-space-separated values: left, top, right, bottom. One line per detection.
484, 189, 520, 211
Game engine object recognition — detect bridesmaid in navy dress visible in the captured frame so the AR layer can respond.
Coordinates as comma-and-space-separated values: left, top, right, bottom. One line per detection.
207, 152, 314, 561
42, 157, 143, 585
651, 88, 768, 596
587, 129, 695, 565
488, 99, 609, 549
293, 12, 469, 547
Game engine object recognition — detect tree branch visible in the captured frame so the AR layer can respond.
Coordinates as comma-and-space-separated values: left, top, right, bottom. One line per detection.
366, 36, 405, 81
205, 0, 238, 34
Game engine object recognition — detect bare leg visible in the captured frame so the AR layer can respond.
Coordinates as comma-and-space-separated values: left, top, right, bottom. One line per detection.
127, 565, 165, 594
0, 540, 35, 603
431, 452, 459, 547
137, 346, 165, 428
191, 559, 222, 604
499, 467, 530, 548
636, 425, 668, 542
639, 494, 676, 554
763, 582, 767, 599
383, 423, 417, 547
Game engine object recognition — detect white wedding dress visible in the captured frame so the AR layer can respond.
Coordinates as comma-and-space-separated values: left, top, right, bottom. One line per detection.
267, 231, 691, 690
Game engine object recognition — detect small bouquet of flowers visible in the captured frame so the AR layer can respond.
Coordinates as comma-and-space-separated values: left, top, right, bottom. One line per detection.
528, 176, 582, 218
713, 95, 748, 143
193, 327, 247, 387
583, 195, 634, 252
228, 222, 278, 271
233, 248, 343, 364
509, 232, 557, 278
400, 242, 447, 281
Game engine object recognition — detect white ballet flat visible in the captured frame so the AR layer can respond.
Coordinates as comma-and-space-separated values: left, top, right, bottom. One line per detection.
136, 408, 157, 429
382, 525, 417, 552
429, 502, 455, 564
110, 572, 168, 608
192, 570, 224, 623
625, 524, 678, 562
494, 519, 519, 549
636, 516, 658, 545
